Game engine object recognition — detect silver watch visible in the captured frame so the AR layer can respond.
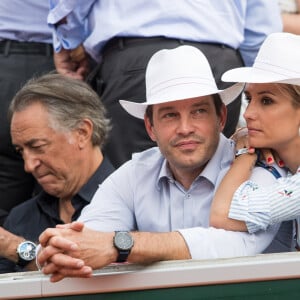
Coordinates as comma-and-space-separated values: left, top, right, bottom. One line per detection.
16, 240, 37, 267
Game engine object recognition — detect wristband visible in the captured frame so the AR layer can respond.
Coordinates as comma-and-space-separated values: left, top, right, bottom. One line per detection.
235, 148, 248, 157
35, 244, 42, 271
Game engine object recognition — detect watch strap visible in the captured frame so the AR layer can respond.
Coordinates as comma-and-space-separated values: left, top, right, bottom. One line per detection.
113, 231, 133, 263
116, 249, 131, 263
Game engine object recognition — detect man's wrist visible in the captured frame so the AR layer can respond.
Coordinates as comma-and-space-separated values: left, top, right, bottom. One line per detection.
70, 44, 85, 62
0, 228, 25, 262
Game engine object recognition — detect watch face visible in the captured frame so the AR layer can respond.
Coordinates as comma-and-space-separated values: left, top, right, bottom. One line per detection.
114, 232, 134, 250
18, 241, 37, 261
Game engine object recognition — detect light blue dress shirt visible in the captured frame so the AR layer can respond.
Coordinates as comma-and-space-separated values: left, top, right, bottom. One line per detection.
230, 167, 300, 233
79, 135, 281, 259
48, 0, 282, 65
0, 0, 52, 43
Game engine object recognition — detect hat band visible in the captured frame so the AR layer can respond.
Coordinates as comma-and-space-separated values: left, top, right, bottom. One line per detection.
148, 77, 218, 100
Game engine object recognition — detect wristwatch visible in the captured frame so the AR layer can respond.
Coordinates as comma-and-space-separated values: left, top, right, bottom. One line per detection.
113, 231, 134, 263
16, 240, 37, 267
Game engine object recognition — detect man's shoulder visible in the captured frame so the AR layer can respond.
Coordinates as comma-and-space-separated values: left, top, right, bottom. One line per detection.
4, 192, 47, 222
110, 147, 164, 182
131, 147, 164, 165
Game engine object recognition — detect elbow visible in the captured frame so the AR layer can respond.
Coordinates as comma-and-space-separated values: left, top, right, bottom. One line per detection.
209, 213, 227, 229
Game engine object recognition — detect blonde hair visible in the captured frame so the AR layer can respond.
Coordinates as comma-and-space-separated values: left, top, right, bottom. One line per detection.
276, 83, 300, 108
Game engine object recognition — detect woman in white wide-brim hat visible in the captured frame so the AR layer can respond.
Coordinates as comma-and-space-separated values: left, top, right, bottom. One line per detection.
210, 32, 300, 246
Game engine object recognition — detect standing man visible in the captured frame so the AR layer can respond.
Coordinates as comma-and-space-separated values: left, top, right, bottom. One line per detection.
0, 74, 114, 273
37, 46, 287, 282
47, 0, 282, 168
0, 1, 55, 224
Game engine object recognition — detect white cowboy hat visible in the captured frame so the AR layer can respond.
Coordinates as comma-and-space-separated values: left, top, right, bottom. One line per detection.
222, 32, 300, 85
119, 45, 244, 119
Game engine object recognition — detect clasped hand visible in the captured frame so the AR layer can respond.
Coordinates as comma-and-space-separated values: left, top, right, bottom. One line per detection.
37, 222, 115, 282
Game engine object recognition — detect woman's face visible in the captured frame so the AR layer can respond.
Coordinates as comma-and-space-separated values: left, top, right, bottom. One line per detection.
243, 83, 300, 150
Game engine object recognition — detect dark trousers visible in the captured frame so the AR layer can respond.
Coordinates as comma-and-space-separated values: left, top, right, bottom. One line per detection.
92, 37, 244, 168
0, 40, 55, 225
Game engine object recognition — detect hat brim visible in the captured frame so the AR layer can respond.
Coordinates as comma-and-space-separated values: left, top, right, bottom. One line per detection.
222, 67, 300, 86
119, 82, 244, 119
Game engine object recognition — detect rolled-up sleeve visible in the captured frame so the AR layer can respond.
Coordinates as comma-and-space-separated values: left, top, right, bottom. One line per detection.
48, 0, 95, 51
230, 169, 300, 233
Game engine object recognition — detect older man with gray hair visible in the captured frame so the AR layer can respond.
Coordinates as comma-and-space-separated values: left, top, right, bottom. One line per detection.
0, 73, 114, 273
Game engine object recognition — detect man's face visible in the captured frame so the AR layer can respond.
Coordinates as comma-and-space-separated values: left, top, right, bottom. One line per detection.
145, 96, 226, 185
11, 102, 84, 199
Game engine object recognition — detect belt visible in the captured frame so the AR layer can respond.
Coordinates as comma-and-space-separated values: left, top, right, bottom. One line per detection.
0, 40, 53, 56
102, 36, 230, 55
102, 36, 185, 54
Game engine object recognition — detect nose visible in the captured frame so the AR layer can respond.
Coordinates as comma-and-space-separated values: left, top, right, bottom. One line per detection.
23, 151, 41, 173
243, 101, 256, 121
176, 115, 195, 135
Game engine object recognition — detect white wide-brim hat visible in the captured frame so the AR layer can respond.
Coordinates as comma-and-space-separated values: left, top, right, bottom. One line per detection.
119, 45, 244, 119
222, 32, 300, 85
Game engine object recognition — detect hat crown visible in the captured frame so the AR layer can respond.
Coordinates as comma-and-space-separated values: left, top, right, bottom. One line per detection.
145, 46, 218, 104
222, 32, 300, 85
254, 32, 300, 78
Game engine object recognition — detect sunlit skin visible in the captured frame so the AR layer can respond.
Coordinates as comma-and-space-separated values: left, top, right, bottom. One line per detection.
145, 96, 226, 189
244, 83, 300, 173
10, 102, 101, 201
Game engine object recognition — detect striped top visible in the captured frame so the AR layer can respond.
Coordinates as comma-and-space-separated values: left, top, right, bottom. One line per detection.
229, 166, 300, 233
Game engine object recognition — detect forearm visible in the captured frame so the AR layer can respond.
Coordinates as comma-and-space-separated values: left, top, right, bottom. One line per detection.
0, 227, 24, 262
210, 153, 256, 231
129, 231, 191, 264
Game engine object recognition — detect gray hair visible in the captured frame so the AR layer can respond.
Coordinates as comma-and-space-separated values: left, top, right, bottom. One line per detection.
9, 73, 111, 148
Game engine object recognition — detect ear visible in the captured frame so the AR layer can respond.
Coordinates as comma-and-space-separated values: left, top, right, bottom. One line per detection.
76, 119, 93, 149
144, 115, 157, 142
219, 104, 227, 131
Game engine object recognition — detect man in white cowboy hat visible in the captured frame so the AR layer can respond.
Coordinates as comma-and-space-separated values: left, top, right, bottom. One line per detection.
37, 46, 286, 282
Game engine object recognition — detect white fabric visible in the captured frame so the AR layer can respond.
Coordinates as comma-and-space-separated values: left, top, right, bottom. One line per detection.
222, 33, 300, 86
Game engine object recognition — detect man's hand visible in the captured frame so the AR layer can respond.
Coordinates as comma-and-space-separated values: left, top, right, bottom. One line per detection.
54, 47, 90, 80
38, 222, 117, 282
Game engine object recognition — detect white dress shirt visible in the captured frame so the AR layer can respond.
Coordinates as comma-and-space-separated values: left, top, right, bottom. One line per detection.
79, 135, 283, 259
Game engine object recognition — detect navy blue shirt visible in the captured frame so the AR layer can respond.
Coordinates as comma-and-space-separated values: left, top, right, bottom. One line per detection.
0, 156, 114, 273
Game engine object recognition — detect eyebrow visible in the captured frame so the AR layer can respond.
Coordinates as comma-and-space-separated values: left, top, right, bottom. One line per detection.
157, 100, 211, 113
245, 90, 277, 96
13, 138, 48, 149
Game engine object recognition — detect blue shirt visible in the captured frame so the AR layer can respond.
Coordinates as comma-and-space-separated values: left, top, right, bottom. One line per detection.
48, 0, 282, 65
79, 135, 283, 259
0, 0, 52, 43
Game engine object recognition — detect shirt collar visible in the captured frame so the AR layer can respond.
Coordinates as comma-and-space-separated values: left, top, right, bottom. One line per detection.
156, 134, 234, 189
77, 156, 115, 203
37, 156, 115, 220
